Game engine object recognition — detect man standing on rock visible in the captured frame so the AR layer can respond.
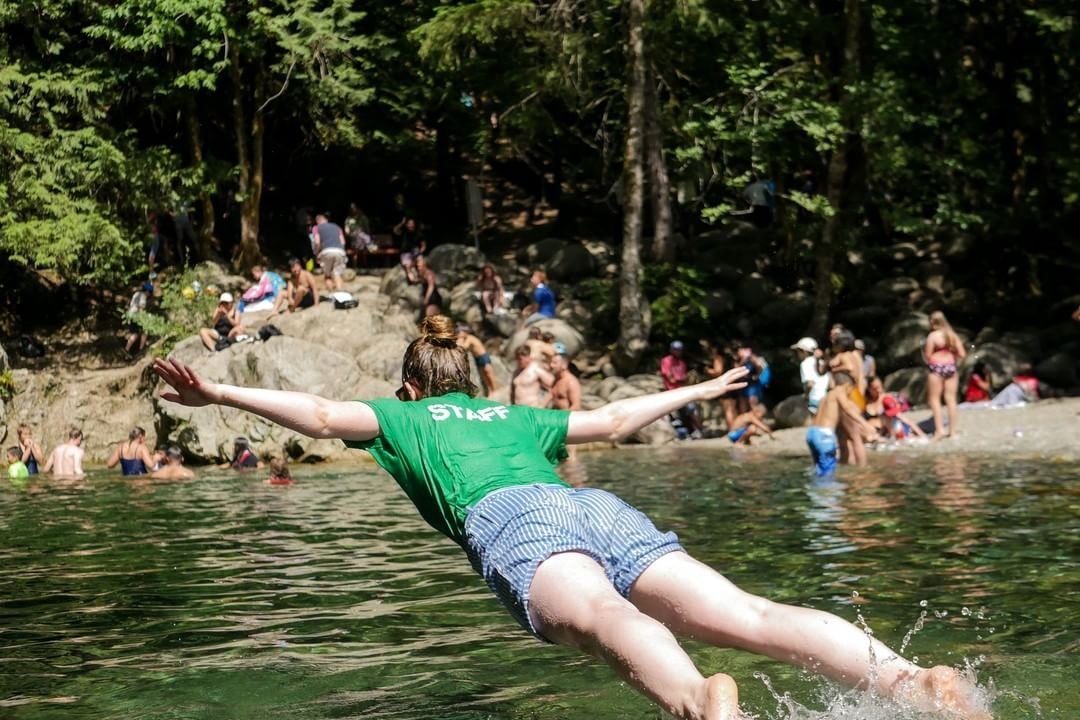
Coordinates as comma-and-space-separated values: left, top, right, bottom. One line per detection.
511, 344, 553, 408
43, 428, 85, 479
660, 341, 703, 439
312, 214, 347, 292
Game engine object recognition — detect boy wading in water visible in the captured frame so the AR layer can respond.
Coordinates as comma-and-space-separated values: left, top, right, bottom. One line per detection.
153, 316, 989, 720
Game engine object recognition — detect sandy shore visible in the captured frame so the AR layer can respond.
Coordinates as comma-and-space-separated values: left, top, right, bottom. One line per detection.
682, 397, 1080, 461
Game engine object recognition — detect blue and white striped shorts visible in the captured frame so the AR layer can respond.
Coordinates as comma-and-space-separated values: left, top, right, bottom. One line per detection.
463, 483, 683, 641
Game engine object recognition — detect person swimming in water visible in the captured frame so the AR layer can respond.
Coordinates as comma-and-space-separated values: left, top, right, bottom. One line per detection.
220, 436, 263, 470
16, 424, 45, 475
106, 427, 155, 476
151, 446, 194, 480
266, 457, 294, 485
924, 311, 967, 439
153, 315, 989, 720
42, 428, 86, 479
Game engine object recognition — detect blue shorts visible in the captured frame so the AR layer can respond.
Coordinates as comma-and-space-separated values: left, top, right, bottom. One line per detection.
463, 484, 683, 641
743, 382, 765, 402
806, 426, 838, 477
728, 426, 748, 443
475, 352, 492, 368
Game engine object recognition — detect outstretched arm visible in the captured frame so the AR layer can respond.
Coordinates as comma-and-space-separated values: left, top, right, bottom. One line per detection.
566, 367, 748, 444
153, 358, 380, 442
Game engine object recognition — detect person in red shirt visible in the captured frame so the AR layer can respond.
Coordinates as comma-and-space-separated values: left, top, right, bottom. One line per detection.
660, 340, 703, 439
963, 361, 993, 403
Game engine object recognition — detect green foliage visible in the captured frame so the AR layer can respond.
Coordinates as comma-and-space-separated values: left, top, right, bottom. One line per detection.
129, 269, 221, 353
643, 265, 710, 342
0, 369, 15, 402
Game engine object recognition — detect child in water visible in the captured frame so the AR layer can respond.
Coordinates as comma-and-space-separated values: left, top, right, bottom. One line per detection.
267, 457, 294, 485
6, 447, 30, 482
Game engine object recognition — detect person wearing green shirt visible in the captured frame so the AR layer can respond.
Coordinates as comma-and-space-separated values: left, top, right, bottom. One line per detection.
6, 447, 29, 480
152, 316, 988, 720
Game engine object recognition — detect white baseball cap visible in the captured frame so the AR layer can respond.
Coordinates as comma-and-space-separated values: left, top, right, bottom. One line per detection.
790, 337, 818, 353
219, 292, 234, 303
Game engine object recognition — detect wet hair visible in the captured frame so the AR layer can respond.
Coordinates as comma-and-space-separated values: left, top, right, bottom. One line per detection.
129, 426, 146, 441
69, 428, 83, 441
540, 332, 556, 344
167, 446, 183, 462
401, 315, 477, 398
288, 257, 301, 268
527, 327, 542, 340
234, 436, 250, 448
514, 344, 533, 359
6, 447, 20, 460
833, 330, 856, 352
269, 457, 291, 479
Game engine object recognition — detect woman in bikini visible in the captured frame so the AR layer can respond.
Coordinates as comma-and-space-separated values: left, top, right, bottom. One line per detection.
153, 316, 989, 720
476, 264, 505, 315
924, 310, 967, 439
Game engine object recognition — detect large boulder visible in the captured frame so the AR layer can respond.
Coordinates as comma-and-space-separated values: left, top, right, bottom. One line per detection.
483, 312, 519, 338
736, 274, 779, 309
884, 368, 927, 406
516, 238, 568, 267
878, 312, 930, 372
965, 341, 1031, 383
156, 336, 394, 463
630, 418, 676, 445
1035, 352, 1078, 389
448, 281, 485, 327
426, 244, 487, 288
547, 243, 598, 281
0, 340, 8, 373
582, 240, 617, 275
773, 394, 811, 429
556, 299, 595, 333
757, 291, 813, 332
863, 277, 919, 308
504, 319, 586, 359
702, 289, 735, 318
379, 265, 421, 311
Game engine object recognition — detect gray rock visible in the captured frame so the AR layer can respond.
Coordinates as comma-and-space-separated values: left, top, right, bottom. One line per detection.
426, 244, 487, 288
887, 242, 919, 263
884, 368, 927, 406
626, 373, 664, 393
703, 289, 735, 317
556, 299, 594, 332
1035, 352, 1077, 389
773, 394, 811, 429
945, 288, 980, 316
758, 292, 813, 330
582, 240, 616, 269
736, 274, 779, 309
516, 238, 568, 267
547, 244, 598, 281
0, 340, 8, 373
942, 234, 977, 259
878, 312, 930, 371
504, 319, 585, 359
379, 265, 421, 311
157, 336, 393, 463
629, 418, 676, 445
448, 281, 484, 326
592, 376, 627, 401
963, 342, 1030, 385
483, 312, 519, 338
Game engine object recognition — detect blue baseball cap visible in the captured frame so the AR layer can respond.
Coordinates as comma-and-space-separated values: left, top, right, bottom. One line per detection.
670, 340, 684, 351
553, 341, 567, 356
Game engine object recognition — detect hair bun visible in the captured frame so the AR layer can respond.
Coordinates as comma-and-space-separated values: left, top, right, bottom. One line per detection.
419, 315, 457, 345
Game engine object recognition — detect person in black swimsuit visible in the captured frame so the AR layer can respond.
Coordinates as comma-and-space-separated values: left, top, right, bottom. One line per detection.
199, 293, 245, 351
16, 425, 45, 475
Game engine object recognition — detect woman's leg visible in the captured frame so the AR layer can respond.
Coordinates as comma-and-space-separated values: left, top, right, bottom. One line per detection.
630, 552, 989, 719
529, 551, 739, 720
944, 374, 960, 436
927, 372, 944, 438
199, 328, 218, 352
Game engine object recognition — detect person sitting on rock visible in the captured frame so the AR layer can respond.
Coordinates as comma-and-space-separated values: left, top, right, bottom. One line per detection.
963, 361, 993, 403
151, 446, 194, 480
106, 426, 155, 476
726, 405, 774, 445
274, 258, 320, 314
660, 341, 704, 440
200, 293, 245, 352
511, 344, 554, 408
476, 264, 505, 315
239, 264, 286, 314
393, 216, 425, 277
522, 270, 557, 326
456, 324, 497, 397
220, 436, 263, 470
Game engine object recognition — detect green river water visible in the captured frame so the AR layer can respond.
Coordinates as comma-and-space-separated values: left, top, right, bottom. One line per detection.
1, 449, 1077, 719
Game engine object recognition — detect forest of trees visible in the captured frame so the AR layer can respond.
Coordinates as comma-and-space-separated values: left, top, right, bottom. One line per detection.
2, 1, 1077, 361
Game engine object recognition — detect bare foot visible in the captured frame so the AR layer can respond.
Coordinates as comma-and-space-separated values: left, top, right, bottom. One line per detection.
904, 666, 992, 720
701, 673, 740, 720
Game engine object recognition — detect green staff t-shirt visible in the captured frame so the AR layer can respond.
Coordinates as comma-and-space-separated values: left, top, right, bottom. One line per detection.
346, 393, 570, 542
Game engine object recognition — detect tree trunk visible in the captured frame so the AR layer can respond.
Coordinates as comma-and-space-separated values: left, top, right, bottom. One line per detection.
806, 0, 867, 338
229, 44, 263, 271
183, 99, 218, 261
645, 62, 674, 262
613, 0, 651, 375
